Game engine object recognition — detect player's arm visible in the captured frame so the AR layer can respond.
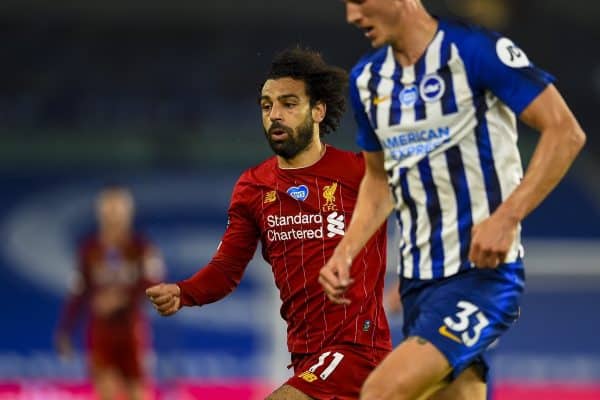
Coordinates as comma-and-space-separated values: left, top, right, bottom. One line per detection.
465, 33, 586, 267
319, 150, 393, 304
55, 248, 89, 358
146, 181, 260, 316
146, 248, 256, 316
502, 85, 585, 221
470, 84, 586, 267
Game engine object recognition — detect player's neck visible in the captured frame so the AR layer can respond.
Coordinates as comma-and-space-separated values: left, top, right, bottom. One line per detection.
277, 140, 326, 170
100, 228, 130, 247
390, 12, 438, 67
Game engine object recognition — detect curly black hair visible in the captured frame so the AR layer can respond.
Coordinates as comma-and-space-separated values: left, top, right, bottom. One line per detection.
263, 47, 348, 135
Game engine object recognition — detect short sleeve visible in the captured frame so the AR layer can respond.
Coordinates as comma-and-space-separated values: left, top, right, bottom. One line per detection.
464, 29, 555, 115
350, 68, 383, 152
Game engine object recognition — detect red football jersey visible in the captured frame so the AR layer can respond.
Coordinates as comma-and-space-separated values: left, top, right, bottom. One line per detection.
57, 234, 164, 343
179, 145, 391, 354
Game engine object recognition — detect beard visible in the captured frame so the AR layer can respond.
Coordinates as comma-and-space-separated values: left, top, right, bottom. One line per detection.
265, 114, 314, 160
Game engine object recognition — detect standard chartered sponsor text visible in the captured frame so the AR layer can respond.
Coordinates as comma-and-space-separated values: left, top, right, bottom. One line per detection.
268, 227, 324, 241
266, 213, 323, 242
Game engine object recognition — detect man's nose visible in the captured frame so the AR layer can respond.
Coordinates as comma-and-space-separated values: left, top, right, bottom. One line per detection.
269, 104, 283, 121
346, 3, 362, 25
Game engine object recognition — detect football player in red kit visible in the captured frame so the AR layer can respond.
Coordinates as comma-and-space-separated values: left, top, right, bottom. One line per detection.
56, 186, 164, 400
146, 47, 391, 400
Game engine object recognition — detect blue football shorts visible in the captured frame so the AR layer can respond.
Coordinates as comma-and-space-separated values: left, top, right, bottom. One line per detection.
400, 260, 525, 381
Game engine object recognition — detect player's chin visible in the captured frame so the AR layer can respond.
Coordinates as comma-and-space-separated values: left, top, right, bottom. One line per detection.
270, 141, 286, 150
268, 140, 287, 152
328, 294, 351, 305
366, 32, 385, 48
369, 38, 383, 48
475, 259, 501, 269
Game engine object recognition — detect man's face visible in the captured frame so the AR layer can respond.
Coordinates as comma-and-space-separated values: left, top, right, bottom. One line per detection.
97, 190, 134, 233
344, 0, 399, 48
260, 77, 316, 160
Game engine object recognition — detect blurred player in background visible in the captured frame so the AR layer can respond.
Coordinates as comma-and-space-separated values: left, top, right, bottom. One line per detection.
146, 47, 392, 400
55, 186, 165, 400
320, 0, 586, 399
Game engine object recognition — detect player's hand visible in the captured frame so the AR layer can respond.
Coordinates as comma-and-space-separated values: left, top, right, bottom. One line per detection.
55, 332, 74, 360
146, 283, 181, 316
319, 250, 355, 305
469, 209, 519, 268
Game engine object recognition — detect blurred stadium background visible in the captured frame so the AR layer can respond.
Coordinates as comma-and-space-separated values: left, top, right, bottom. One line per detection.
0, 0, 599, 398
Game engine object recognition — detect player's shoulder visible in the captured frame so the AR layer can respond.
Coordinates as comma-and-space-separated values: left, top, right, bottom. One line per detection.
231, 157, 278, 202
238, 156, 277, 185
350, 46, 390, 80
77, 233, 99, 252
324, 146, 365, 177
75, 233, 101, 262
130, 232, 153, 250
439, 17, 502, 52
326, 145, 363, 163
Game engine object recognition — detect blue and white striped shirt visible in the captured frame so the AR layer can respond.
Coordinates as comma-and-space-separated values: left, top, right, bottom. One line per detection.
351, 19, 554, 280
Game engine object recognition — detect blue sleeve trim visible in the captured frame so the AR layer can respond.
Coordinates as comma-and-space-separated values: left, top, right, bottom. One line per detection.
350, 63, 382, 151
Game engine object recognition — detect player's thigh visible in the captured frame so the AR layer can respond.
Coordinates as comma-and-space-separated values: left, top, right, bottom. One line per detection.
429, 365, 486, 400
288, 344, 387, 400
361, 336, 451, 400
124, 380, 146, 400
92, 367, 122, 400
110, 335, 147, 382
266, 384, 315, 400
400, 264, 524, 383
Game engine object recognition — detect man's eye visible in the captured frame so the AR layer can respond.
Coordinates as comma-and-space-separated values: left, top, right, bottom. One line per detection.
261, 104, 272, 111
285, 103, 297, 108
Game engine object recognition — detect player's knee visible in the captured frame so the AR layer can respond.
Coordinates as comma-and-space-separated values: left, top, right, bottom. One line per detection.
360, 373, 384, 400
360, 374, 414, 400
430, 371, 486, 400
265, 384, 312, 400
360, 387, 413, 400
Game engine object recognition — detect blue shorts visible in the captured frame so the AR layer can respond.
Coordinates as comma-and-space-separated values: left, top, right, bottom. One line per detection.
400, 261, 525, 381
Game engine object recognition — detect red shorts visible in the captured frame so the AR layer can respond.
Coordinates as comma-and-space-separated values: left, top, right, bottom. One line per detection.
88, 324, 148, 380
286, 344, 389, 400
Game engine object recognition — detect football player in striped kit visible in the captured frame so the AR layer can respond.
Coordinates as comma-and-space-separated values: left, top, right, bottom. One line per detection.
147, 48, 392, 400
320, 1, 586, 399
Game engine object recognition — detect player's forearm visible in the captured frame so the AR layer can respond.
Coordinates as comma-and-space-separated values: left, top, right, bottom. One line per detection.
335, 170, 393, 260
177, 250, 249, 307
178, 265, 237, 307
498, 119, 585, 222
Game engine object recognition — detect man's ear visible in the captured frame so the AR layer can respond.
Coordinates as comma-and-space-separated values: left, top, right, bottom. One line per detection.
312, 101, 326, 123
